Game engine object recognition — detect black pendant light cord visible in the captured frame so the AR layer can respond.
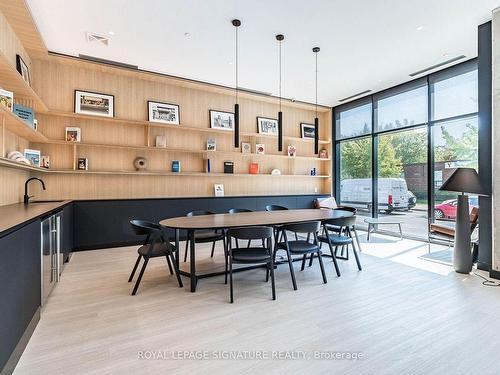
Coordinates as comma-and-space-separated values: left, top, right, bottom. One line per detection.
279, 38, 282, 112
235, 24, 238, 104
315, 51, 318, 118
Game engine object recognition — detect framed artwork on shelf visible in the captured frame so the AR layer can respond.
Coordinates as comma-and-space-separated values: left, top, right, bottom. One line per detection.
13, 104, 34, 126
16, 54, 31, 86
241, 142, 251, 154
206, 138, 216, 151
256, 144, 265, 154
148, 101, 180, 125
214, 184, 225, 197
301, 123, 316, 139
78, 158, 89, 170
319, 148, 328, 158
41, 155, 50, 169
75, 90, 114, 118
155, 135, 167, 148
210, 110, 234, 131
65, 127, 81, 142
24, 149, 40, 167
287, 145, 297, 157
257, 117, 278, 135
0, 88, 14, 112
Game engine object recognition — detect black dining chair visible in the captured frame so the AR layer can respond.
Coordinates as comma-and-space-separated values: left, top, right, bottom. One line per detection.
128, 219, 183, 295
275, 221, 326, 290
228, 208, 254, 248
265, 204, 288, 212
227, 226, 275, 303
318, 216, 362, 272
184, 210, 225, 262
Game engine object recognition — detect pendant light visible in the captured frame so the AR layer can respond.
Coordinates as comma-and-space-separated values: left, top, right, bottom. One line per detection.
313, 46, 320, 155
232, 19, 241, 148
276, 34, 284, 152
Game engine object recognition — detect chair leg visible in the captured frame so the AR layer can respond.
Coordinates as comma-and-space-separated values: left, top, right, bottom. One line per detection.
132, 257, 149, 295
266, 265, 270, 282
308, 252, 314, 267
349, 229, 362, 271
286, 249, 298, 290
166, 255, 173, 275
224, 234, 229, 285
270, 258, 276, 301
301, 254, 307, 271
210, 241, 216, 258
184, 238, 189, 262
229, 255, 234, 303
128, 254, 141, 282
317, 251, 327, 284
169, 252, 183, 288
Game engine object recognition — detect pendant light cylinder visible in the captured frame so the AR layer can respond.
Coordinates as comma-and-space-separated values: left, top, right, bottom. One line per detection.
233, 19, 241, 148
278, 111, 283, 152
234, 103, 239, 147
314, 117, 319, 155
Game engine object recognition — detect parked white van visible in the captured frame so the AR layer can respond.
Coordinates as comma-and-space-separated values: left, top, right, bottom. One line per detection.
340, 178, 409, 213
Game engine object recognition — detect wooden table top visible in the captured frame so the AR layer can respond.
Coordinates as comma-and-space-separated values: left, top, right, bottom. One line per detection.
160, 209, 354, 230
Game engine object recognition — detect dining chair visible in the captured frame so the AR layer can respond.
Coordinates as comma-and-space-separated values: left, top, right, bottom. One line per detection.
228, 208, 253, 248
275, 221, 326, 290
318, 216, 362, 272
184, 210, 225, 262
128, 219, 183, 295
265, 204, 288, 211
227, 226, 275, 303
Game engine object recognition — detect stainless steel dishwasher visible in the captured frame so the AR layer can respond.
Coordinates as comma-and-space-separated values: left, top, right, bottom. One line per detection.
41, 212, 61, 306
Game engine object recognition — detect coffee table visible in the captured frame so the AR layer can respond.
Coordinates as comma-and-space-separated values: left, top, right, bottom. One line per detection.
364, 217, 403, 240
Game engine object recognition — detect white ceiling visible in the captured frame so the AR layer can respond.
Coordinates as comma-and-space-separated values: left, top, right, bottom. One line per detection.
27, 0, 500, 106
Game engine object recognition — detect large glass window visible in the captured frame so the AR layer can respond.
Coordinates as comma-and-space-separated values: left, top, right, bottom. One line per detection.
337, 103, 372, 139
375, 83, 427, 131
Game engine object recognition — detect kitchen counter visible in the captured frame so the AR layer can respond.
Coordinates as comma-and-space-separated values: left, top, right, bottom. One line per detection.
0, 200, 73, 237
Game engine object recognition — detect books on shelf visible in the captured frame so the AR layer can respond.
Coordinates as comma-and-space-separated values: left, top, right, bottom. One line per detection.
204, 158, 211, 173
13, 104, 34, 127
172, 160, 181, 173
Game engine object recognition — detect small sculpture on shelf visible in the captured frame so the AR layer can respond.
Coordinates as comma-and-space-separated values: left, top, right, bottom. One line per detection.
134, 157, 148, 171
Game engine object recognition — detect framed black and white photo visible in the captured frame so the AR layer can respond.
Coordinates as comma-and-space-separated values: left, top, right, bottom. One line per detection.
16, 55, 31, 86
301, 123, 316, 139
257, 117, 278, 135
75, 90, 114, 118
209, 110, 234, 131
148, 101, 180, 125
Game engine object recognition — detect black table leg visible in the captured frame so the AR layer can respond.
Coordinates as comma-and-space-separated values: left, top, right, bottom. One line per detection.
189, 230, 198, 292
174, 228, 180, 269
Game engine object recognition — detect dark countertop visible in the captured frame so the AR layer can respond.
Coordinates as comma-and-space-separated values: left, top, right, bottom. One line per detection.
0, 200, 73, 238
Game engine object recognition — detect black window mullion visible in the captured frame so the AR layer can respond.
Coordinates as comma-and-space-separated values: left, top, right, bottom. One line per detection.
371, 95, 378, 219
427, 76, 435, 225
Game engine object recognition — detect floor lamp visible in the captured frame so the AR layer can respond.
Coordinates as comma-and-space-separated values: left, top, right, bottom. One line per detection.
439, 168, 487, 274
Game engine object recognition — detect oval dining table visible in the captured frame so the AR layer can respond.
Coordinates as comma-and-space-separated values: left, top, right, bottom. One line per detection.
160, 208, 356, 292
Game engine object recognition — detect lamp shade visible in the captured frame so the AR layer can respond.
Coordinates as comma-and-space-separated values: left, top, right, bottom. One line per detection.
439, 167, 487, 195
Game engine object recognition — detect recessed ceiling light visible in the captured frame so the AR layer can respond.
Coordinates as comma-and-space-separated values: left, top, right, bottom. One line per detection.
108, 31, 115, 36
416, 26, 423, 31
228, 61, 233, 65
184, 32, 191, 37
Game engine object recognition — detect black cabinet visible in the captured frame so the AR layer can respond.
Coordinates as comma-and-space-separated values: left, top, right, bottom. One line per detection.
62, 203, 74, 255
0, 220, 41, 372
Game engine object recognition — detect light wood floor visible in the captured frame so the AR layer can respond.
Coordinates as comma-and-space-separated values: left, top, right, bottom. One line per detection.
13, 236, 500, 375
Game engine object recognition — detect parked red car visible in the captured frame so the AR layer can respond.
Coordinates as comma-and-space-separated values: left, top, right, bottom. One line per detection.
434, 196, 479, 219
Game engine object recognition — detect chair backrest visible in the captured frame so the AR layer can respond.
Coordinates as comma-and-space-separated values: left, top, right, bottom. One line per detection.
228, 226, 273, 240
281, 221, 321, 234
130, 219, 162, 236
228, 208, 253, 214
265, 204, 288, 212
336, 206, 357, 214
187, 210, 215, 217
322, 215, 356, 228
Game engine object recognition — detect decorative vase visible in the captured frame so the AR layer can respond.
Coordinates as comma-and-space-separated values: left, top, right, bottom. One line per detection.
133, 157, 148, 171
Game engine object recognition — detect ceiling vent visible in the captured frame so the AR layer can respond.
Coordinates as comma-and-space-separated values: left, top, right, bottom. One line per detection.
86, 32, 110, 46
338, 90, 372, 103
409, 55, 466, 77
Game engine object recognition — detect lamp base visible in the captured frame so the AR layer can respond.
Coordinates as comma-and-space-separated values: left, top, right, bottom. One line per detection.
453, 194, 472, 274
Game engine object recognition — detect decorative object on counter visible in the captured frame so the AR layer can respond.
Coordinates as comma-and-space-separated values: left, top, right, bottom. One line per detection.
148, 101, 180, 125
241, 142, 251, 154
7, 150, 30, 165
210, 109, 234, 131
77, 158, 88, 170
133, 157, 148, 171
256, 143, 265, 154
24, 149, 41, 167
75, 90, 114, 118
319, 148, 328, 158
224, 161, 234, 174
16, 54, 31, 86
287, 145, 297, 157
249, 162, 259, 174
0, 88, 13, 111
206, 138, 216, 151
65, 127, 81, 142
301, 123, 316, 139
155, 135, 167, 148
310, 168, 317, 176
204, 157, 211, 173
214, 184, 225, 197
257, 117, 278, 135
13, 104, 34, 126
41, 156, 50, 169
33, 119, 38, 131
271, 169, 281, 175
171, 160, 181, 173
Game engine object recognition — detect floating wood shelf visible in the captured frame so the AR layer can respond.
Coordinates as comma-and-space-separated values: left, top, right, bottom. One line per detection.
42, 111, 332, 144
41, 139, 331, 161
0, 157, 49, 172
0, 51, 48, 113
1, 106, 48, 142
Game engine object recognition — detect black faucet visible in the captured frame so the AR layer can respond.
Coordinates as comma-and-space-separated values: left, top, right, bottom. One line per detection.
24, 177, 46, 204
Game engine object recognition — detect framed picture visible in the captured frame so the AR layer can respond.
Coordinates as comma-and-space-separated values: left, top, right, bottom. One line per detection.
256, 143, 265, 154
16, 55, 31, 86
148, 101, 180, 125
214, 184, 225, 197
24, 149, 41, 167
257, 117, 278, 135
75, 90, 114, 118
210, 110, 234, 131
206, 138, 216, 151
77, 158, 88, 170
287, 145, 297, 157
41, 155, 50, 169
0, 88, 14, 112
241, 142, 251, 154
155, 135, 167, 148
65, 127, 81, 142
301, 123, 316, 139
